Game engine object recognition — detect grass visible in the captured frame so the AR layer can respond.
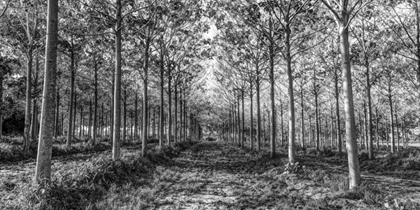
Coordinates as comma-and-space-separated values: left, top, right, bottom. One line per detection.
0, 141, 198, 210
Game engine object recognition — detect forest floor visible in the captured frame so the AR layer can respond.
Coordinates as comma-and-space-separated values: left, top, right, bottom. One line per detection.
1, 138, 420, 209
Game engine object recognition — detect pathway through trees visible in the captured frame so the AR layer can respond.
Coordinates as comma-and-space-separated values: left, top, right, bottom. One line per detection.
149, 142, 420, 209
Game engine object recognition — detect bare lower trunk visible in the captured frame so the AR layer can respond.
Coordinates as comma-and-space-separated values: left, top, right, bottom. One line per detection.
142, 38, 150, 156
67, 50, 75, 147
112, 0, 122, 160
340, 23, 360, 190
35, 0, 58, 182
24, 51, 33, 151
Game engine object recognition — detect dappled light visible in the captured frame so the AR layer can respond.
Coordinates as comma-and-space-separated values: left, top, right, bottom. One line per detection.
1, 0, 420, 209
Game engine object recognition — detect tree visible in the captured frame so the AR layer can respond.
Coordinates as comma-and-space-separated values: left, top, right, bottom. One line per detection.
34, 0, 58, 183
320, 0, 370, 190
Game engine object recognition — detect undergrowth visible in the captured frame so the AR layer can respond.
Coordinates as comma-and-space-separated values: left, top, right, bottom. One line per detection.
1, 141, 197, 210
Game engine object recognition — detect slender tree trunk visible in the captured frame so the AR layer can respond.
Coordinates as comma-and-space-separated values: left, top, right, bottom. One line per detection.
335, 67, 342, 154
389, 93, 395, 153
315, 92, 320, 151
159, 43, 164, 148
79, 106, 83, 138
280, 100, 284, 146
301, 88, 305, 149
123, 89, 127, 143
112, 0, 122, 160
174, 84, 178, 143
241, 88, 245, 148
24, 50, 33, 151
88, 100, 92, 139
237, 96, 241, 146
256, 66, 261, 151
0, 75, 3, 142
395, 113, 399, 152
285, 25, 295, 163
54, 86, 60, 138
309, 114, 312, 147
93, 57, 98, 144
269, 16, 276, 158
375, 107, 379, 149
142, 37, 150, 156
250, 77, 254, 150
339, 20, 360, 189
167, 75, 172, 145
67, 49, 75, 147
31, 55, 39, 140
73, 92, 77, 138
35, 0, 58, 182
135, 94, 138, 141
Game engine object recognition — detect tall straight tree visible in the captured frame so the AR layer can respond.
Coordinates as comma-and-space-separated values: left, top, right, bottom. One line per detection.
112, 0, 122, 160
35, 0, 58, 183
320, 0, 368, 190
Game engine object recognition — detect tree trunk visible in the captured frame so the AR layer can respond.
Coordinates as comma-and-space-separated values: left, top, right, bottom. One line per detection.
0, 75, 3, 142
301, 87, 305, 149
389, 94, 395, 153
335, 66, 342, 154
366, 59, 374, 159
174, 84, 178, 143
237, 95, 241, 146
93, 57, 98, 144
112, 0, 122, 160
34, 0, 58, 182
269, 16, 276, 158
31, 55, 39, 140
250, 77, 254, 150
395, 113, 399, 152
67, 49, 75, 147
79, 106, 83, 138
375, 107, 379, 149
167, 75, 172, 145
256, 64, 261, 151
135, 94, 138, 141
142, 37, 150, 156
241, 89, 245, 148
339, 20, 360, 189
73, 92, 77, 138
285, 25, 295, 163
88, 100, 92, 139
24, 50, 33, 151
315, 92, 320, 151
159, 42, 164, 148
54, 85, 60, 138
123, 89, 127, 143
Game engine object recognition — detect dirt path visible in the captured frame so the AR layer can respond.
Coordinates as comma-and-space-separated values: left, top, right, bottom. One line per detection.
151, 142, 288, 210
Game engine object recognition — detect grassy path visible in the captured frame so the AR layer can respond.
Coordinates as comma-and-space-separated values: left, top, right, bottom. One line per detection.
151, 142, 287, 210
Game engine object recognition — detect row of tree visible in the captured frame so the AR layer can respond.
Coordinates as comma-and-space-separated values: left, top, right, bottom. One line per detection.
0, 0, 213, 183
211, 0, 420, 190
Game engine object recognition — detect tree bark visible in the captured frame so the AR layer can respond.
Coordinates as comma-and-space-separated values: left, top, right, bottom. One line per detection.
112, 0, 122, 160
142, 37, 150, 155
241, 88, 245, 148
335, 66, 342, 154
269, 17, 276, 158
67, 48, 75, 147
340, 20, 360, 189
167, 74, 172, 145
250, 77, 254, 150
159, 42, 164, 148
93, 56, 98, 144
389, 85, 395, 153
256, 63, 261, 151
0, 74, 3, 142
301, 87, 305, 149
35, 0, 58, 182
24, 50, 33, 151
123, 88, 127, 143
